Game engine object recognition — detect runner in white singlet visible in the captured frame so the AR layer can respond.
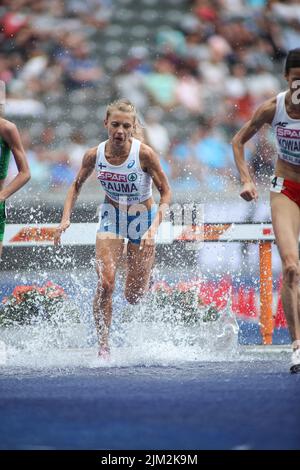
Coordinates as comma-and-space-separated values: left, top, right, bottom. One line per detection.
54, 99, 171, 358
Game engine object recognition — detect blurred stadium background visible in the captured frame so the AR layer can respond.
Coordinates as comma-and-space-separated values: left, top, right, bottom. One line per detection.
0, 0, 296, 224
0, 0, 295, 341
0, 0, 292, 203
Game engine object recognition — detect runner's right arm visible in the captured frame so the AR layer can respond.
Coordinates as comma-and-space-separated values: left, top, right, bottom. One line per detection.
54, 147, 97, 245
232, 98, 275, 202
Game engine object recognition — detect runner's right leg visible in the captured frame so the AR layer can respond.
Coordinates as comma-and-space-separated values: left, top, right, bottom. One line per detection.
94, 233, 124, 353
271, 192, 300, 341
271, 192, 300, 372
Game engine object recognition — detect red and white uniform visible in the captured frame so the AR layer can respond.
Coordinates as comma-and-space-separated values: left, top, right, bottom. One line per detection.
272, 91, 300, 166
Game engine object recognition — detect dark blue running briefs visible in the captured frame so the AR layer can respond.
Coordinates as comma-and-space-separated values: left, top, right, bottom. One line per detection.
97, 204, 157, 244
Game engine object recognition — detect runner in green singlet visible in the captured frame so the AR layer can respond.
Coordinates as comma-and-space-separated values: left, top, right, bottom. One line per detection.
0, 115, 30, 258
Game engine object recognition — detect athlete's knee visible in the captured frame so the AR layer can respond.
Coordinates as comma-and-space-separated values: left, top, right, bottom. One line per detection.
125, 288, 144, 305
125, 293, 140, 305
283, 259, 300, 286
96, 274, 115, 297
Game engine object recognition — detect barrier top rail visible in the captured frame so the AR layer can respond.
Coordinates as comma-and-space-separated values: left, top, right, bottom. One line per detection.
3, 222, 277, 247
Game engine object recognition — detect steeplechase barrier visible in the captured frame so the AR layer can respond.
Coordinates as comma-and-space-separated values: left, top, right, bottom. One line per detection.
3, 222, 280, 344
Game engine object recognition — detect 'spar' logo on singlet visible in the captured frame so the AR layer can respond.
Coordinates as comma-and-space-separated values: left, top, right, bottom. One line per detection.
97, 171, 138, 195
277, 127, 300, 138
276, 126, 300, 163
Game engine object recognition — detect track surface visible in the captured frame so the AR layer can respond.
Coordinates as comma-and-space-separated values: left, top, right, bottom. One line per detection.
0, 358, 299, 450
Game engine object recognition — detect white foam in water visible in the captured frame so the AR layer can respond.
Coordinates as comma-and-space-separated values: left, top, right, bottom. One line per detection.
10, 261, 293, 371
0, 280, 241, 370
0, 323, 239, 370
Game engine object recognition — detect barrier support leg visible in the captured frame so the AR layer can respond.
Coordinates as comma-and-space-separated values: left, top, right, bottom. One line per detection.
259, 241, 273, 345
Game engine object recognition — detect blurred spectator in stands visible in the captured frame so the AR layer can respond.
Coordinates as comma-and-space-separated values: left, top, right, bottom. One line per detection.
224, 62, 248, 100
169, 124, 206, 190
50, 151, 76, 187
156, 28, 187, 56
144, 107, 170, 157
38, 55, 64, 97
0, 5, 28, 40
62, 40, 103, 90
198, 35, 231, 93
194, 119, 232, 171
4, 90, 46, 118
223, 62, 255, 127
192, 0, 218, 24
6, 126, 51, 185
143, 56, 178, 110
18, 45, 48, 83
247, 64, 281, 100
181, 15, 210, 62
240, 38, 276, 73
260, 18, 287, 61
124, 46, 152, 75
67, 129, 87, 172
217, 17, 255, 52
16, 45, 57, 97
20, 129, 51, 185
191, 118, 234, 191
0, 54, 13, 85
43, 126, 57, 147
271, 0, 300, 23
67, 0, 113, 31
6, 52, 25, 82
32, 126, 76, 187
29, 0, 63, 28
175, 63, 204, 115
114, 46, 152, 110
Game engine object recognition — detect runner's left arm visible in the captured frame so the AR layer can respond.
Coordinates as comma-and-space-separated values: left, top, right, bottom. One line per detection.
140, 144, 171, 238
0, 122, 30, 201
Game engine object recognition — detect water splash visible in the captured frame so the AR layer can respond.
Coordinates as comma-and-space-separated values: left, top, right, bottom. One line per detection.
0, 271, 241, 370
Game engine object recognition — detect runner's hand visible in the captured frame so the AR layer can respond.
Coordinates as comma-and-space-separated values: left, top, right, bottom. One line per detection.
240, 182, 258, 202
53, 220, 70, 246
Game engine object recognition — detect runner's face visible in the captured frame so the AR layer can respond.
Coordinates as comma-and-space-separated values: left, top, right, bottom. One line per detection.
105, 111, 135, 147
286, 67, 300, 100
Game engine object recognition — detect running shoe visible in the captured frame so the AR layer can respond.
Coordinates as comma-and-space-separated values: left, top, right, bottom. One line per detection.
290, 348, 300, 374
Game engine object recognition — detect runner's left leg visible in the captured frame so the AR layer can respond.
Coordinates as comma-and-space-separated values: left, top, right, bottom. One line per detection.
124, 241, 155, 304
94, 233, 124, 352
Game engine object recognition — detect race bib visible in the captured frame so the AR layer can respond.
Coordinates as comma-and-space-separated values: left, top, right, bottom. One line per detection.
270, 176, 285, 193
